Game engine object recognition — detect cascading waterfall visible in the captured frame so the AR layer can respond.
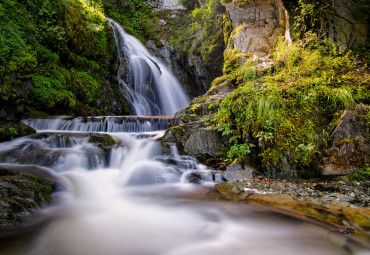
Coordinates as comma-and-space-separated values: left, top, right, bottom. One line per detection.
0, 18, 363, 255
108, 19, 189, 116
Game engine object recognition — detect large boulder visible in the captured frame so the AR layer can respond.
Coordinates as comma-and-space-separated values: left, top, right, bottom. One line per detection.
322, 105, 370, 175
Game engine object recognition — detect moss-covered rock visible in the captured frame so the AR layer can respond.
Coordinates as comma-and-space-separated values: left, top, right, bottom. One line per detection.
0, 167, 55, 228
0, 123, 36, 142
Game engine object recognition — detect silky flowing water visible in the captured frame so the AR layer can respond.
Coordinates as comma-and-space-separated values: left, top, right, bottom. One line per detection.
0, 21, 367, 255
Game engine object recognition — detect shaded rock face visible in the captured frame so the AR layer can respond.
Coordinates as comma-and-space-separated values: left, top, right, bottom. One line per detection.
227, 0, 290, 57
280, 0, 369, 52
183, 127, 224, 155
0, 167, 55, 227
146, 40, 221, 98
322, 105, 370, 175
323, 0, 368, 51
160, 80, 233, 165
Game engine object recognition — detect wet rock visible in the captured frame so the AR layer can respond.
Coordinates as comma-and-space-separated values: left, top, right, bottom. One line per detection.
215, 183, 248, 201
88, 134, 116, 149
0, 167, 55, 227
214, 173, 225, 182
184, 127, 224, 155
0, 133, 118, 168
0, 123, 36, 142
223, 170, 253, 182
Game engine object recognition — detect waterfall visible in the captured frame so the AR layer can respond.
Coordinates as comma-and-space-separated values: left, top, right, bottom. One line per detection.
108, 19, 189, 116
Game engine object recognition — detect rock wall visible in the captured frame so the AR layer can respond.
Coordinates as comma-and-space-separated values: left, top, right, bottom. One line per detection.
280, 0, 369, 51
227, 0, 291, 57
147, 39, 220, 98
323, 0, 368, 51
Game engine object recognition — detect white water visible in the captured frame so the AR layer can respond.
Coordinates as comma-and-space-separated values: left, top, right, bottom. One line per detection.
0, 126, 360, 255
109, 19, 189, 116
22, 116, 171, 133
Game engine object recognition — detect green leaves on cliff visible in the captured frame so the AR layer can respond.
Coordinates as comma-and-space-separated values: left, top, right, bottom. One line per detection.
214, 34, 370, 172
98, 0, 151, 40
0, 0, 115, 116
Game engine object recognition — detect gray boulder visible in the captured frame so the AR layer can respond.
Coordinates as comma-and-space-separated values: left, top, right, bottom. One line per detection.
322, 105, 370, 175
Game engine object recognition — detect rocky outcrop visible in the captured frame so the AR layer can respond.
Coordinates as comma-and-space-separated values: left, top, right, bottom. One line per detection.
147, 39, 221, 97
227, 0, 291, 57
322, 105, 370, 175
323, 0, 368, 51
160, 86, 233, 166
0, 167, 55, 227
280, 0, 369, 52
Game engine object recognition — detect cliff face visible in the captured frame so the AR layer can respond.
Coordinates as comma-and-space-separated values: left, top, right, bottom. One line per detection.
281, 0, 369, 51
161, 0, 370, 178
227, 0, 291, 57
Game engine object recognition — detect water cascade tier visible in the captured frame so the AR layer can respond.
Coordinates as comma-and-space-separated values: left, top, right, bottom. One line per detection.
109, 19, 189, 116
22, 116, 172, 133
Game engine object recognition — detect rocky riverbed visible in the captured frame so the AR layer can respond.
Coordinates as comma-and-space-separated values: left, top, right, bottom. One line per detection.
212, 177, 370, 234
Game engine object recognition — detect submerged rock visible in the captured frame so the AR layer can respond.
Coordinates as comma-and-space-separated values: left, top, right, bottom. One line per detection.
0, 133, 118, 169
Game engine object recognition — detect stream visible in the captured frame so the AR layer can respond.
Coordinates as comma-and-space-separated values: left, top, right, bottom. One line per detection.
0, 20, 367, 255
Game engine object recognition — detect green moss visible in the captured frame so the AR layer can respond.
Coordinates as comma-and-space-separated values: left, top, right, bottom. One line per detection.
213, 33, 370, 175
88, 134, 115, 148
0, 123, 36, 142
0, 0, 129, 117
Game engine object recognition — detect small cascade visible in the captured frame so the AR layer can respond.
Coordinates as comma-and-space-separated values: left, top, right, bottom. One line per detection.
108, 19, 189, 116
22, 116, 172, 133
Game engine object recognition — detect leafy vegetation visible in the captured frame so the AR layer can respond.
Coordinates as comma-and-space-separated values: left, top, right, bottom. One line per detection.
213, 32, 369, 175
165, 0, 225, 73
97, 0, 153, 41
0, 0, 156, 118
350, 166, 370, 181
0, 0, 118, 117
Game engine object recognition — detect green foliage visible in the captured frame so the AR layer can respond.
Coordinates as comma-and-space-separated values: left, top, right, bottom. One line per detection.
69, 70, 100, 105
214, 33, 370, 170
98, 0, 151, 41
227, 143, 255, 163
0, 0, 125, 116
350, 166, 370, 181
168, 0, 225, 71
292, 0, 331, 38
